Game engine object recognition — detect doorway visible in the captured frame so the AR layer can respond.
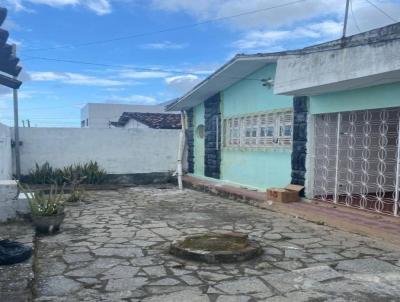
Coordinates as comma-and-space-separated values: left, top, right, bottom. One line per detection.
312, 107, 400, 216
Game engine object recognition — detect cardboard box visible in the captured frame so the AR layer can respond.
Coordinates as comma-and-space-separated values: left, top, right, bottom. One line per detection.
266, 184, 304, 203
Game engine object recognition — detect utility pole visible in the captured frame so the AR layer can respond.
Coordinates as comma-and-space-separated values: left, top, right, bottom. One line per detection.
12, 44, 21, 179
342, 0, 350, 38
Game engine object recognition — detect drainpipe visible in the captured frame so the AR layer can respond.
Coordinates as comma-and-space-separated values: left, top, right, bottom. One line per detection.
176, 110, 186, 190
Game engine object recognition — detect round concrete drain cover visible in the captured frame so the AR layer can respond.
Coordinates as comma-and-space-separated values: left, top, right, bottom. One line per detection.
169, 232, 263, 264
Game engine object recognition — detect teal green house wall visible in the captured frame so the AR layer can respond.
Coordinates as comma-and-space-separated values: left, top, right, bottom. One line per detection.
193, 103, 205, 176
190, 63, 293, 190
310, 82, 400, 114
220, 64, 293, 190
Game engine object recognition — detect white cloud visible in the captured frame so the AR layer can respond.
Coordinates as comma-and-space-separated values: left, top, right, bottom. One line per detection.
84, 0, 111, 15
141, 41, 188, 50
151, 0, 400, 31
233, 20, 343, 51
2, 0, 112, 15
165, 74, 202, 93
29, 0, 79, 5
151, 0, 346, 30
30, 71, 126, 86
118, 70, 171, 79
107, 94, 158, 105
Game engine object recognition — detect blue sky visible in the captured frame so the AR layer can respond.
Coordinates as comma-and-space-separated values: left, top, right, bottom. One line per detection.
0, 0, 399, 127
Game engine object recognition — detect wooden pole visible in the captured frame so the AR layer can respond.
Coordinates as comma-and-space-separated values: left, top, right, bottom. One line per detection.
12, 44, 20, 179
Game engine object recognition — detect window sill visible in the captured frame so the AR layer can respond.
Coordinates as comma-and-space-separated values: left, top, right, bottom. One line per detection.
223, 146, 292, 153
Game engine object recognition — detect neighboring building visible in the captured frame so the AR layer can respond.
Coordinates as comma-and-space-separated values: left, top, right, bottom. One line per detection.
275, 23, 400, 217
110, 112, 181, 129
80, 103, 167, 128
168, 22, 400, 217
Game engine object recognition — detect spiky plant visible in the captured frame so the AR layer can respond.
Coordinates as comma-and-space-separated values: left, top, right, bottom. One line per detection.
64, 171, 87, 203
19, 182, 65, 216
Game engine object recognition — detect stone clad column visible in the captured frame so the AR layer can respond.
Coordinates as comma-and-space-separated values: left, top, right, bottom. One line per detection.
185, 109, 194, 174
204, 94, 221, 179
291, 96, 308, 190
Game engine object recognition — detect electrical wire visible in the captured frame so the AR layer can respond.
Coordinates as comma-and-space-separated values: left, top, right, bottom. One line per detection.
22, 35, 400, 85
365, 0, 398, 23
28, 0, 309, 52
350, 0, 362, 33
23, 55, 198, 76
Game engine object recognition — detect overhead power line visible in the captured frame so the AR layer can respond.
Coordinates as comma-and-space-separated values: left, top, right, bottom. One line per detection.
350, 0, 362, 33
23, 55, 207, 76
28, 0, 308, 52
23, 35, 400, 83
365, 0, 398, 23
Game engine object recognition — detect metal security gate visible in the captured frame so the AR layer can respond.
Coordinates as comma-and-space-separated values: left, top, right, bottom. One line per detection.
312, 107, 400, 216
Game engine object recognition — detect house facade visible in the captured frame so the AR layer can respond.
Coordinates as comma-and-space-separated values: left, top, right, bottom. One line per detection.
170, 55, 295, 191
191, 64, 294, 190
275, 23, 400, 216
169, 22, 400, 217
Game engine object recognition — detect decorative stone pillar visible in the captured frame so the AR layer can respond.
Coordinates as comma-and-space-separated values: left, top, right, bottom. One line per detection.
185, 109, 194, 174
291, 96, 308, 189
204, 94, 221, 179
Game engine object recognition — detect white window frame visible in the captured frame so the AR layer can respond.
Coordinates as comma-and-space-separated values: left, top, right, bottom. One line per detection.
224, 109, 293, 150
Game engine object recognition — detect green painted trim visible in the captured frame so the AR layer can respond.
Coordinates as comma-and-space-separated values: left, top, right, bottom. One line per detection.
223, 107, 293, 119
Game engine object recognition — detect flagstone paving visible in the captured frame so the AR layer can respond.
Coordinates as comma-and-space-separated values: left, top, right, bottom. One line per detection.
4, 186, 400, 301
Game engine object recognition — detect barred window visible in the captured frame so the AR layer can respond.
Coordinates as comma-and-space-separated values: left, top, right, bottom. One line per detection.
224, 109, 293, 149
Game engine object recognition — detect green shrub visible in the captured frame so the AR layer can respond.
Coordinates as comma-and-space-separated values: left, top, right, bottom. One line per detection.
25, 162, 54, 184
23, 161, 107, 185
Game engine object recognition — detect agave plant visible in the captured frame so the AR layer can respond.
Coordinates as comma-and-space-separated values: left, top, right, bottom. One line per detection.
24, 161, 107, 185
19, 183, 65, 216
80, 161, 106, 184
25, 162, 54, 184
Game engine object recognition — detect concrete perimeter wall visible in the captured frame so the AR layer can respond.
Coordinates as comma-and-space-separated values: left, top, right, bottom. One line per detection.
16, 127, 180, 175
0, 123, 12, 180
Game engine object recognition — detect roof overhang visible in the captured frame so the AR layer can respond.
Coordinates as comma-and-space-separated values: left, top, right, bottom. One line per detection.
274, 39, 400, 96
167, 55, 280, 111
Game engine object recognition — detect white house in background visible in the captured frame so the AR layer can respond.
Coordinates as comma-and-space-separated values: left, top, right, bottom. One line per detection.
80, 103, 168, 128
110, 112, 181, 129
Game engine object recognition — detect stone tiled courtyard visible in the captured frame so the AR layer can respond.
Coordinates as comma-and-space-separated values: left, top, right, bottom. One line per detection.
2, 186, 400, 301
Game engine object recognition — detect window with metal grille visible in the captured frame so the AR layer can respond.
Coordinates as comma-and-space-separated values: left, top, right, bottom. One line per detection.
224, 109, 293, 149
228, 118, 241, 146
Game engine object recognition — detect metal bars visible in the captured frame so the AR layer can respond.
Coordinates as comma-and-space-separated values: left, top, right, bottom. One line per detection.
313, 107, 400, 216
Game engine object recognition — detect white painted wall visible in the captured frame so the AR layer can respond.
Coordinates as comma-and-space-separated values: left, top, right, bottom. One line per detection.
81, 103, 168, 128
16, 127, 180, 175
0, 123, 12, 180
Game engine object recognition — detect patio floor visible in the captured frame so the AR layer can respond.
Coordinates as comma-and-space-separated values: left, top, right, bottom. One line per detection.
3, 185, 400, 301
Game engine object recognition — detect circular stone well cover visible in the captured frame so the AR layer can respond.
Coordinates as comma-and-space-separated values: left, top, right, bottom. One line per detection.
169, 232, 263, 264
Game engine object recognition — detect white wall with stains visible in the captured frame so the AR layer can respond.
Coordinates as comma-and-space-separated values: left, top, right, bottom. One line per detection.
16, 127, 180, 175
0, 123, 12, 180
